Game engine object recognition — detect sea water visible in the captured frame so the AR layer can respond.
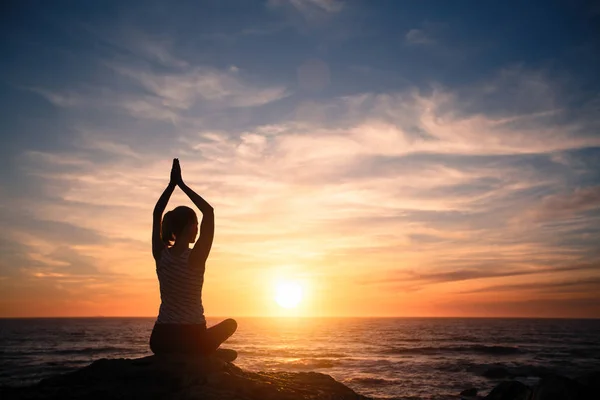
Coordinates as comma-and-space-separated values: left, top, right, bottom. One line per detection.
1, 317, 599, 399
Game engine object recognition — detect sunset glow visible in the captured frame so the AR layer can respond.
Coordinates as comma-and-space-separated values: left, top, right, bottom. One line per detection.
1, 1, 599, 319
274, 281, 303, 309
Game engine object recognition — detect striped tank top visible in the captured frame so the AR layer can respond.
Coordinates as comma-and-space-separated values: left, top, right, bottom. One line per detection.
155, 248, 206, 325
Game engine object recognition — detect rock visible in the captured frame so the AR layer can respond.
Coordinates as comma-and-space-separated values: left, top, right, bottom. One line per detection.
482, 371, 600, 400
460, 387, 478, 397
530, 374, 588, 400
576, 370, 600, 393
484, 380, 530, 400
206, 371, 231, 388
0, 355, 371, 400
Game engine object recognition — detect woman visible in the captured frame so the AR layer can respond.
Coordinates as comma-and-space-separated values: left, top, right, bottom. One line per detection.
149, 158, 237, 359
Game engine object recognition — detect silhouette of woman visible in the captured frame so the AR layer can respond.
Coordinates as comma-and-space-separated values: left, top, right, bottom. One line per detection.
149, 158, 237, 359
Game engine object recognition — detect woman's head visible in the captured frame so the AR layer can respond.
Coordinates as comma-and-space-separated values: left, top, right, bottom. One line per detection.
161, 206, 198, 246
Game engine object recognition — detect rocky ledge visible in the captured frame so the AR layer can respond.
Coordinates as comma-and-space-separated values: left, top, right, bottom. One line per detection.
462, 370, 600, 400
1, 356, 598, 400
0, 355, 369, 400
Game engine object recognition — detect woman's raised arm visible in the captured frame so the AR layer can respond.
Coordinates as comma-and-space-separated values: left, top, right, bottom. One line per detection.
151, 159, 180, 261
179, 179, 214, 267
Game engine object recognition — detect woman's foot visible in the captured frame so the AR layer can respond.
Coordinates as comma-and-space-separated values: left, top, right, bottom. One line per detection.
214, 348, 237, 362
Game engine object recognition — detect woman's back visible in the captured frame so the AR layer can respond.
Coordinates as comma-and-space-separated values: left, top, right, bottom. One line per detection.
156, 248, 206, 325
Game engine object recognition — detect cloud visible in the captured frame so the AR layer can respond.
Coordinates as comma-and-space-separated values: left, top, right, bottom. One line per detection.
459, 276, 600, 294
117, 97, 182, 122
28, 87, 88, 108
530, 186, 600, 221
112, 65, 289, 109
79, 24, 189, 69
31, 65, 289, 123
28, 85, 180, 122
357, 260, 600, 289
298, 0, 344, 13
405, 28, 435, 45
130, 35, 189, 69
408, 263, 600, 284
2, 208, 107, 248
270, 0, 344, 14
241, 23, 289, 37
28, 27, 290, 122
267, 0, 346, 26
75, 133, 142, 159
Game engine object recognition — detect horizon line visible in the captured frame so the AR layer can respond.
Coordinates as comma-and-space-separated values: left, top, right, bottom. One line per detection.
1, 315, 599, 320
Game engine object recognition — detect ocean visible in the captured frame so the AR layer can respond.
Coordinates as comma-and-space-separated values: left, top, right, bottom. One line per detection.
1, 317, 599, 399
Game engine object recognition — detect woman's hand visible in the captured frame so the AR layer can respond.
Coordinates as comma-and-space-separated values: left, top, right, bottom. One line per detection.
170, 158, 182, 186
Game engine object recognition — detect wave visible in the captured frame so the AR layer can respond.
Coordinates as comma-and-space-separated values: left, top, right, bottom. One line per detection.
277, 358, 338, 369
385, 345, 522, 356
54, 346, 135, 356
345, 377, 397, 386
1, 346, 135, 358
463, 362, 558, 378
238, 349, 348, 359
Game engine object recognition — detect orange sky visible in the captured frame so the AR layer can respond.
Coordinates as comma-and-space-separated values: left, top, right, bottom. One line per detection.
1, 174, 599, 318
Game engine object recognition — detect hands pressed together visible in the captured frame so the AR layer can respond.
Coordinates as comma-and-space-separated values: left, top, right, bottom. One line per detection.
163, 158, 212, 214
170, 158, 183, 186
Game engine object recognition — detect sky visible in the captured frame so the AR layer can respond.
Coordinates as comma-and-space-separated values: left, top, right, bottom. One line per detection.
1, 0, 599, 318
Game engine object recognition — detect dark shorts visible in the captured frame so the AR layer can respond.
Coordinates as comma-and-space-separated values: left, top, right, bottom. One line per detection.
149, 319, 237, 355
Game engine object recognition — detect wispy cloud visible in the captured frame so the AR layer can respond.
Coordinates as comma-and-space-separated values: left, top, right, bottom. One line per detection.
270, 0, 345, 15
28, 87, 88, 108
28, 26, 290, 123
459, 276, 600, 294
112, 65, 289, 109
528, 186, 600, 221
129, 34, 189, 69
31, 64, 289, 123
405, 28, 435, 45
80, 24, 189, 69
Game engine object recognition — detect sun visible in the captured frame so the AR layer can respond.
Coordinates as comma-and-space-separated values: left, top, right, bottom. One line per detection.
274, 281, 303, 309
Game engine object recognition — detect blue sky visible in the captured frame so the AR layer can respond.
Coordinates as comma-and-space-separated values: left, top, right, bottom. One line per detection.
1, 0, 599, 317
